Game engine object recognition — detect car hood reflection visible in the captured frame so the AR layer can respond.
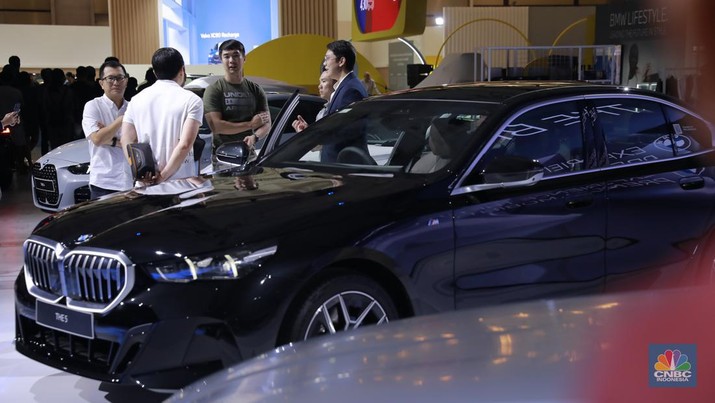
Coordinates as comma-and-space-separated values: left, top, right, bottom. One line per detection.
35, 168, 424, 262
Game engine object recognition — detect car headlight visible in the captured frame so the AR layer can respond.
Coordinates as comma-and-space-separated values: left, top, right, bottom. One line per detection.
146, 245, 277, 282
67, 162, 90, 175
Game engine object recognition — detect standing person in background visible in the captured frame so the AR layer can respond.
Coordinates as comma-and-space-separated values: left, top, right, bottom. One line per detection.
125, 76, 138, 100
37, 68, 52, 154
85, 65, 103, 98
41, 68, 74, 149
136, 67, 156, 93
292, 68, 336, 132
0, 68, 27, 172
82, 59, 132, 199
121, 47, 203, 184
6, 55, 20, 86
64, 72, 76, 85
361, 72, 381, 95
17, 71, 39, 163
203, 39, 271, 150
319, 39, 368, 162
71, 66, 98, 139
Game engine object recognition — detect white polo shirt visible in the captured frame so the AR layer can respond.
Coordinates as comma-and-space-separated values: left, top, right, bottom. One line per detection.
82, 95, 132, 191
123, 80, 204, 181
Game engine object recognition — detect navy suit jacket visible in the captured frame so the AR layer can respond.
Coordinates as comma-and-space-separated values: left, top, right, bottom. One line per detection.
321, 72, 368, 162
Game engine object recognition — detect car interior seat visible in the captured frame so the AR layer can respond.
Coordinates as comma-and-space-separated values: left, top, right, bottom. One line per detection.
387, 128, 428, 169
410, 116, 469, 173
336, 146, 377, 165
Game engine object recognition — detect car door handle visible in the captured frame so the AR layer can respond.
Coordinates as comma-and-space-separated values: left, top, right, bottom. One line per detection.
566, 198, 593, 209
679, 177, 705, 190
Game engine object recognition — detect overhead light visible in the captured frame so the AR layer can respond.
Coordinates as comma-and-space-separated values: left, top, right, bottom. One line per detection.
435, 17, 444, 26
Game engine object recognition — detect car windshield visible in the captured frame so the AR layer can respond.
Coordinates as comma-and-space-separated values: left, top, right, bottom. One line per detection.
262, 99, 498, 174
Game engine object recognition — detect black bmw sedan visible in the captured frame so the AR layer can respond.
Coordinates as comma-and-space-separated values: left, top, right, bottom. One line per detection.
15, 81, 715, 389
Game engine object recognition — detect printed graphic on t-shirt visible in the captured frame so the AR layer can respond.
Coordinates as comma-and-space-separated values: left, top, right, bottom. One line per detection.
224, 91, 256, 112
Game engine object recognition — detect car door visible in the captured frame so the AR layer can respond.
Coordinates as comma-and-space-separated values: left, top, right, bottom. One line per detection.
588, 96, 715, 290
258, 92, 326, 158
452, 98, 608, 309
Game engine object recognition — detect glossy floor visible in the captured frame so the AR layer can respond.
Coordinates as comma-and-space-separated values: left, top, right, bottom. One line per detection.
0, 173, 168, 402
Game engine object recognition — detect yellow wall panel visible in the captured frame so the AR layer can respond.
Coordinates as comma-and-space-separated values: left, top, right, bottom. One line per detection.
108, 0, 159, 64
281, 0, 336, 38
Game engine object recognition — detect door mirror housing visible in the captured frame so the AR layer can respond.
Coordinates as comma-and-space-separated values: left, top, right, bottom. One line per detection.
216, 141, 251, 168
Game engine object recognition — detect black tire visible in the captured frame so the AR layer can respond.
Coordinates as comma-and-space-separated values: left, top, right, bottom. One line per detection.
288, 274, 399, 342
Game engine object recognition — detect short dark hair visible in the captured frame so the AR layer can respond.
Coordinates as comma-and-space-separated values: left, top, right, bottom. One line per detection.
327, 40, 357, 71
219, 39, 245, 57
104, 56, 120, 63
85, 65, 97, 79
8, 55, 20, 68
98, 60, 127, 79
152, 47, 184, 80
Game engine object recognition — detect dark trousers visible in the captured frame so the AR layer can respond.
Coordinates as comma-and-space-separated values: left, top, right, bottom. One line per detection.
90, 185, 118, 200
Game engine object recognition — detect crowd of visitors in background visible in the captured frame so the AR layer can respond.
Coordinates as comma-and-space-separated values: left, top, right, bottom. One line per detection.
0, 55, 154, 178
2, 39, 365, 193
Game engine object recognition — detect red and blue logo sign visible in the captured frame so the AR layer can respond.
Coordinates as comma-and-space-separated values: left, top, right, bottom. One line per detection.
354, 0, 402, 34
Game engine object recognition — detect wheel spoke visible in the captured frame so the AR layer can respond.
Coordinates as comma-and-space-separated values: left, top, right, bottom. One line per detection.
320, 302, 337, 334
338, 294, 350, 331
303, 288, 393, 341
353, 300, 377, 329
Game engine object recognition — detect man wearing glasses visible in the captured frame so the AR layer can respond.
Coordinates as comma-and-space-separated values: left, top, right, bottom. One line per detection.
203, 39, 270, 150
319, 39, 368, 162
81, 59, 132, 200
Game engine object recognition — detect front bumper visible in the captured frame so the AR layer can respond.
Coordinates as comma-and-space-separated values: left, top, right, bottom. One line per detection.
14, 270, 283, 389
31, 163, 90, 212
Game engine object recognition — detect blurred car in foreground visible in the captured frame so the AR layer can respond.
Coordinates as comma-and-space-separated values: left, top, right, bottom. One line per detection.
15, 82, 715, 389
170, 286, 715, 403
31, 77, 323, 212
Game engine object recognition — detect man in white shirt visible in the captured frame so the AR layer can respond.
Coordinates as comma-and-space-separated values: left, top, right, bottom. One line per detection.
121, 47, 203, 184
82, 59, 132, 199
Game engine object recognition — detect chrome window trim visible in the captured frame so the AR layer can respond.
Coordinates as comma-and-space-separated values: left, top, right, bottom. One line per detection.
451, 93, 715, 197
451, 95, 586, 196
584, 93, 715, 150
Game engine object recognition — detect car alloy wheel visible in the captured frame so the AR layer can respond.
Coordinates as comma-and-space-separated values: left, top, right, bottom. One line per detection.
290, 273, 399, 341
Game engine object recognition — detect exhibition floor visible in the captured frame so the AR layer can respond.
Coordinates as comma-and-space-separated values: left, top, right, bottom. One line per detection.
0, 174, 167, 402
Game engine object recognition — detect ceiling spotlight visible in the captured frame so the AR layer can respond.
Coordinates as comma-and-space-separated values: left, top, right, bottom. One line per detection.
435, 17, 444, 26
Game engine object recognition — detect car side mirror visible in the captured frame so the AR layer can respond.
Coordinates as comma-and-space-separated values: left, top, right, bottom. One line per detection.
216, 141, 251, 167
479, 155, 544, 189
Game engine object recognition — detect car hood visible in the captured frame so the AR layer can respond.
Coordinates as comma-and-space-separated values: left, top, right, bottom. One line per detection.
32, 167, 430, 262
35, 138, 89, 168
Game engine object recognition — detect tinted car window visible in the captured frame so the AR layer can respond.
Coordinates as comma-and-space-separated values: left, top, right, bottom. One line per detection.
478, 101, 585, 178
591, 98, 673, 166
264, 99, 495, 171
663, 105, 713, 155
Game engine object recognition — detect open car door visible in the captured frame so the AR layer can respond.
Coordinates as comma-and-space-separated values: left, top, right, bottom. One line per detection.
256, 90, 302, 160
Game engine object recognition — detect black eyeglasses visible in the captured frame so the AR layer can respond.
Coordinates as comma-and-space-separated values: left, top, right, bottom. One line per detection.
102, 75, 127, 83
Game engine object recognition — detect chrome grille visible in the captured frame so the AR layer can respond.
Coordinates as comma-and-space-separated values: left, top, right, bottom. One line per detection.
24, 240, 62, 294
32, 163, 60, 206
23, 236, 135, 313
64, 253, 126, 303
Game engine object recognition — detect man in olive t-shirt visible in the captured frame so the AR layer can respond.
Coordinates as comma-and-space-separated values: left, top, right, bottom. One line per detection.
203, 39, 270, 148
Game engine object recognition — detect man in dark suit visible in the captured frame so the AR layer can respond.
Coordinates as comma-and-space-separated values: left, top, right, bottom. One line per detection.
319, 40, 368, 162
